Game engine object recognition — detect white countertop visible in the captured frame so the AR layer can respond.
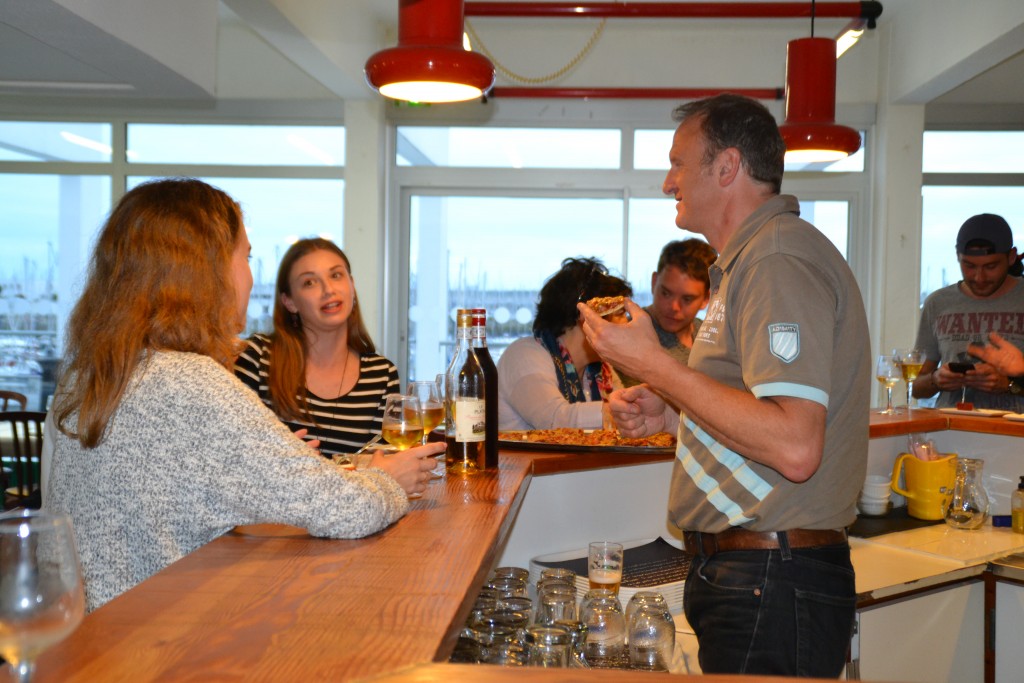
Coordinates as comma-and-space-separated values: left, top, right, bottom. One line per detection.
851, 521, 1024, 600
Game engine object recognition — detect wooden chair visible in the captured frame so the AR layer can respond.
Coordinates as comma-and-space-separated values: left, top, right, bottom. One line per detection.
0, 390, 27, 411
1, 411, 45, 509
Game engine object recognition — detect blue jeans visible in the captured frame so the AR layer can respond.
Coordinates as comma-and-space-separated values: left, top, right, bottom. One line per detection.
684, 542, 856, 677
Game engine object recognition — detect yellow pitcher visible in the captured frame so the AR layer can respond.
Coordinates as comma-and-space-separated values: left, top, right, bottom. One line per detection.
890, 453, 957, 520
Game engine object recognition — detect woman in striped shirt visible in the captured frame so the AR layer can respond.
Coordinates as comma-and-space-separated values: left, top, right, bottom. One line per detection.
235, 238, 423, 459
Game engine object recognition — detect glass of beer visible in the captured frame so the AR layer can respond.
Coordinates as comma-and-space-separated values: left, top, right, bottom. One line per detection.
381, 394, 424, 451
588, 541, 624, 596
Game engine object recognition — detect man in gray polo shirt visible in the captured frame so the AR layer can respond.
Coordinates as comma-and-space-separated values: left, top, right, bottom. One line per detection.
579, 94, 870, 678
912, 213, 1024, 412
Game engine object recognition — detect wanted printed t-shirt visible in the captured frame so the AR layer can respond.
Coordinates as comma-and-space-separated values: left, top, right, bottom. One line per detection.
669, 195, 871, 534
915, 281, 1024, 412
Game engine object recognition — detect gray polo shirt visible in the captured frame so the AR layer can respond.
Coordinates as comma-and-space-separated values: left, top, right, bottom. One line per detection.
669, 195, 870, 533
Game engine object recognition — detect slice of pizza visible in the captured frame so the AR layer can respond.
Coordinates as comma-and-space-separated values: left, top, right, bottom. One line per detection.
586, 295, 628, 322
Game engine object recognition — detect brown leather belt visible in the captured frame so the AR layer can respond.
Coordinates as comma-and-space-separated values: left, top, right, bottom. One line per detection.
682, 528, 848, 556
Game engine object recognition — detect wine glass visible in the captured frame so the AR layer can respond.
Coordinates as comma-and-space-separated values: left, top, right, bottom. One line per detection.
381, 394, 424, 451
409, 380, 446, 478
894, 348, 925, 411
406, 380, 443, 445
948, 351, 977, 407
875, 355, 901, 415
0, 510, 85, 683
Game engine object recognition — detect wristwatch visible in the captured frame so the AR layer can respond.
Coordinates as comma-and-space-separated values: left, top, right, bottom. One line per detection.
1009, 376, 1024, 395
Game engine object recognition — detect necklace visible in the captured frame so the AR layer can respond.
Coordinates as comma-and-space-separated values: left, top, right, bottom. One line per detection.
334, 350, 351, 398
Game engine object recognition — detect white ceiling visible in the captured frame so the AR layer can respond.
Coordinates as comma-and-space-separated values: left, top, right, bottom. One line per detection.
0, 0, 1021, 121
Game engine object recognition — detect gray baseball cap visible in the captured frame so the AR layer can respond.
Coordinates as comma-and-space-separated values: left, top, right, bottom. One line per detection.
956, 213, 1013, 255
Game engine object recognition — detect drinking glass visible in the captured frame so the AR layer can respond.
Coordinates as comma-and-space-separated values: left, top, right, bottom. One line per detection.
588, 542, 623, 597
627, 601, 675, 671
582, 594, 626, 664
875, 355, 901, 415
894, 348, 925, 410
0, 510, 86, 683
381, 394, 424, 451
948, 351, 977, 407
406, 380, 443, 445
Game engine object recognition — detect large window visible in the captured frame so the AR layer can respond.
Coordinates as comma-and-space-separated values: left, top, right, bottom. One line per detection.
395, 124, 866, 384
921, 132, 1024, 302
0, 120, 345, 409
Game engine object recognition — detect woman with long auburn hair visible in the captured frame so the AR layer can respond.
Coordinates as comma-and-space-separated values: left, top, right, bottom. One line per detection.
235, 238, 435, 460
47, 179, 439, 612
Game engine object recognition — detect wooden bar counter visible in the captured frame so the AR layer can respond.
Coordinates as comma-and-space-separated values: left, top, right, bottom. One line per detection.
11, 411, 1000, 682
24, 457, 534, 682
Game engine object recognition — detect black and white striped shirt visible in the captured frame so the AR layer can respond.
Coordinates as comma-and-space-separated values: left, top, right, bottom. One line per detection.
235, 334, 400, 457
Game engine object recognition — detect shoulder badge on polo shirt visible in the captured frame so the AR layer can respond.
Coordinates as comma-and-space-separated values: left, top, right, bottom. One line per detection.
768, 323, 800, 363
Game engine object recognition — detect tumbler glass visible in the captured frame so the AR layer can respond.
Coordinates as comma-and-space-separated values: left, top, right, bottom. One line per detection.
537, 591, 578, 625
582, 594, 626, 665
627, 601, 675, 671
525, 625, 571, 667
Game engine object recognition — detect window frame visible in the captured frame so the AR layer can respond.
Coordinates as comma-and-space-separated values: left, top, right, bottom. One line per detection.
388, 120, 871, 384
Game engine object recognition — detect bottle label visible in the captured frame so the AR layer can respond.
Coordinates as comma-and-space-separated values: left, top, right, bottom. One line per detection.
454, 398, 486, 442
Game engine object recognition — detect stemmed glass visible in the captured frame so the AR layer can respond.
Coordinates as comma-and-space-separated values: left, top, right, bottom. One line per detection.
408, 379, 446, 478
0, 510, 85, 683
875, 355, 901, 415
406, 381, 444, 445
381, 394, 424, 451
894, 348, 925, 411
948, 351, 977, 407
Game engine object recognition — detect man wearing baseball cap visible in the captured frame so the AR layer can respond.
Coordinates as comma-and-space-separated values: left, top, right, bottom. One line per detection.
913, 213, 1024, 411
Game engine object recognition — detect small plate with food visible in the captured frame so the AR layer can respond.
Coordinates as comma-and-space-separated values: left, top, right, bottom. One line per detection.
938, 407, 1011, 417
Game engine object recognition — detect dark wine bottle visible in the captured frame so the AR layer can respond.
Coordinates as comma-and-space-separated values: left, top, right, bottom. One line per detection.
471, 308, 499, 469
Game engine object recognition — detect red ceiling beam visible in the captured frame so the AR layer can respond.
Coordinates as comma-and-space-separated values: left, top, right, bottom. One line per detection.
490, 86, 784, 100
465, 2, 882, 22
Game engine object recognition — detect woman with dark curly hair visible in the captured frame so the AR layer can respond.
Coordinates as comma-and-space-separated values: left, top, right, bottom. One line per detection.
497, 257, 632, 430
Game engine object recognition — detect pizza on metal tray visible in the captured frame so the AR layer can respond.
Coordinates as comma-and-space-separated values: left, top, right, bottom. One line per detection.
499, 428, 675, 449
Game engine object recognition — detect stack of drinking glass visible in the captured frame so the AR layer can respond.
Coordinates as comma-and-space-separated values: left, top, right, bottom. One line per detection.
450, 565, 676, 670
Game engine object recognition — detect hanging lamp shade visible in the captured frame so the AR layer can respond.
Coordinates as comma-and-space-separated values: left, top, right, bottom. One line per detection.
779, 37, 861, 163
365, 0, 495, 103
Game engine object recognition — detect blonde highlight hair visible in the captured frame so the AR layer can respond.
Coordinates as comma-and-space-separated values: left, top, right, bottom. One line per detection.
55, 178, 246, 447
266, 238, 376, 422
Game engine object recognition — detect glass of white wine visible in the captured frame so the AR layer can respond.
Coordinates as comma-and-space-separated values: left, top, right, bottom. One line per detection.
406, 380, 443, 445
875, 354, 901, 415
894, 348, 925, 411
381, 394, 424, 451
0, 510, 86, 683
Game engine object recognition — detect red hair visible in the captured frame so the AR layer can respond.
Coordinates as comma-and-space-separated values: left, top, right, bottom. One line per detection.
55, 178, 245, 447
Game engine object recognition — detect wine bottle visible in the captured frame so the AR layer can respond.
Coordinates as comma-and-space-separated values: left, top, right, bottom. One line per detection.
445, 309, 486, 474
470, 308, 499, 469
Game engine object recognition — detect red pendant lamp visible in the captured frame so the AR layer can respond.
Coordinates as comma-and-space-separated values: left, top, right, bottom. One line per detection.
365, 0, 495, 103
779, 36, 862, 162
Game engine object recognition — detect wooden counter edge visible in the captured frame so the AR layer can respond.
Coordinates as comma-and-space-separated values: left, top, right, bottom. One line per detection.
361, 661, 900, 683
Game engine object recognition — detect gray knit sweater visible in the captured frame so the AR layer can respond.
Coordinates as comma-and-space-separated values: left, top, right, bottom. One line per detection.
47, 351, 409, 612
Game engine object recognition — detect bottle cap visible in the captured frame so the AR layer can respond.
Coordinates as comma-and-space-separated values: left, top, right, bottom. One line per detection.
1019, 475, 1024, 489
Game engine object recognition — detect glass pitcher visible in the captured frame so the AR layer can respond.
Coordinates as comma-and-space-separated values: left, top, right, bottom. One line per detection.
944, 457, 990, 530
